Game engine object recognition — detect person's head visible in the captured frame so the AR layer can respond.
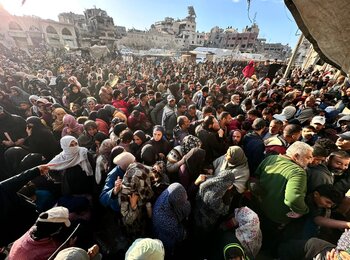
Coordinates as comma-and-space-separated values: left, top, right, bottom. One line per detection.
71, 85, 79, 93
153, 125, 164, 142
269, 119, 283, 135
125, 238, 165, 260
231, 94, 240, 104
205, 95, 214, 107
302, 125, 316, 140
139, 93, 149, 103
177, 101, 187, 115
312, 184, 343, 209
219, 112, 233, 126
283, 124, 302, 144
231, 130, 243, 145
187, 104, 196, 117
53, 108, 67, 121
262, 107, 274, 121
252, 118, 266, 134
133, 130, 147, 146
286, 141, 313, 169
202, 86, 209, 97
203, 115, 220, 131
202, 106, 215, 117
246, 109, 259, 121
113, 89, 122, 99
83, 120, 98, 137
87, 97, 96, 111
223, 243, 248, 260
178, 115, 190, 130
120, 129, 134, 144
167, 94, 176, 107
326, 151, 350, 175
113, 152, 136, 171
310, 116, 326, 132
311, 145, 329, 166
19, 101, 31, 111
336, 131, 350, 151
33, 206, 71, 240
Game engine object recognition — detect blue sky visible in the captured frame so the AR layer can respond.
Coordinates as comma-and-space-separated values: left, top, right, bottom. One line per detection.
1, 0, 300, 46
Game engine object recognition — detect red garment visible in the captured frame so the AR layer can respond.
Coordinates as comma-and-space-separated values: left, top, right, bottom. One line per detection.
96, 118, 109, 135
242, 60, 255, 78
9, 229, 61, 260
112, 99, 129, 116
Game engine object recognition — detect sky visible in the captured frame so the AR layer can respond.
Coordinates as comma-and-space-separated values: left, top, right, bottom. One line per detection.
0, 0, 300, 47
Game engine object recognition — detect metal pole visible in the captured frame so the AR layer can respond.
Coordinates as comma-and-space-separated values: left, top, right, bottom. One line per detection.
283, 33, 304, 78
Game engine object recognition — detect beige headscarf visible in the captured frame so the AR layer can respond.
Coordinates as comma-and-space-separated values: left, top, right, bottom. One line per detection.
52, 108, 67, 132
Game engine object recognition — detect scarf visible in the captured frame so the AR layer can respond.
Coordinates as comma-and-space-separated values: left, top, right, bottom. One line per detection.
48, 135, 93, 176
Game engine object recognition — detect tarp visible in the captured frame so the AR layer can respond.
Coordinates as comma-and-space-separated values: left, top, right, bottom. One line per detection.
89, 45, 110, 59
285, 0, 350, 74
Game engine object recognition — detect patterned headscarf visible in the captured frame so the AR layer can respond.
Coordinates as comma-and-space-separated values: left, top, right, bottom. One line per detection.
152, 183, 190, 254
120, 162, 154, 205
234, 207, 262, 258
181, 135, 202, 155
195, 169, 236, 230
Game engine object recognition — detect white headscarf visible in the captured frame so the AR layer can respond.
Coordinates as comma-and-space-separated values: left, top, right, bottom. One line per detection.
49, 135, 94, 176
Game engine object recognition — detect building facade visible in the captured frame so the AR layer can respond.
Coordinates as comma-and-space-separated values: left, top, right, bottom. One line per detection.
0, 5, 77, 49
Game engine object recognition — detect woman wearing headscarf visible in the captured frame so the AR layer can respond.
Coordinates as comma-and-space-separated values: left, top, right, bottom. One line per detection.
67, 84, 86, 106
96, 108, 111, 135
48, 135, 94, 196
178, 147, 206, 201
212, 146, 250, 195
152, 183, 191, 256
145, 126, 171, 161
0, 90, 19, 115
242, 60, 255, 79
95, 139, 115, 186
118, 162, 154, 240
93, 132, 109, 153
52, 108, 67, 140
82, 97, 98, 117
100, 152, 135, 213
36, 98, 53, 127
194, 168, 237, 232
99, 82, 113, 104
22, 116, 61, 161
104, 104, 127, 124
77, 120, 98, 150
129, 130, 149, 162
62, 114, 84, 138
166, 135, 202, 182
9, 86, 30, 107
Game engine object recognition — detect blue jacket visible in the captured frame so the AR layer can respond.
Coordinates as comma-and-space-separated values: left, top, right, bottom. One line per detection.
99, 166, 125, 212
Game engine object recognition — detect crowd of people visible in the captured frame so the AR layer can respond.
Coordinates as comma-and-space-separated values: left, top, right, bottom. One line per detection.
2, 44, 350, 260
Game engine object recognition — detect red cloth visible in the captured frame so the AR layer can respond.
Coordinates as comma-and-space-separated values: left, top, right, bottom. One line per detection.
112, 99, 129, 115
9, 229, 61, 260
96, 118, 109, 135
242, 60, 255, 78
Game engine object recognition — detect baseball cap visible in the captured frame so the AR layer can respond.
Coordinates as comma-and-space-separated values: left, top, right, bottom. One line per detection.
311, 116, 326, 125
37, 206, 71, 227
167, 94, 175, 102
338, 131, 350, 141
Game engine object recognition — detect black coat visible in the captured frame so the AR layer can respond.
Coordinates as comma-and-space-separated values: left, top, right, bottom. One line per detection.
0, 167, 40, 246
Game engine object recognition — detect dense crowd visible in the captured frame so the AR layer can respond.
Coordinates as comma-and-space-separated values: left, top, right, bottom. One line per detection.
1, 44, 350, 260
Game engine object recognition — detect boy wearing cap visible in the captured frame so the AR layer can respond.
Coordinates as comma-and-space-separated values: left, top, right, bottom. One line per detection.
9, 206, 71, 260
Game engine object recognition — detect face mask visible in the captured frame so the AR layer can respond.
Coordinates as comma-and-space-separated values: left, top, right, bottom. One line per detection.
66, 146, 79, 156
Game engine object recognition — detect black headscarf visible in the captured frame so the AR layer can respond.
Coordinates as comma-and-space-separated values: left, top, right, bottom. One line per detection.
97, 108, 112, 124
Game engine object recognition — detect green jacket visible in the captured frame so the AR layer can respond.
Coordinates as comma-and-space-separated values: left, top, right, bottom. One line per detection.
256, 155, 309, 224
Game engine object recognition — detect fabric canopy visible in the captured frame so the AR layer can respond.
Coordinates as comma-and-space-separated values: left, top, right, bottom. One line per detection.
285, 0, 350, 74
